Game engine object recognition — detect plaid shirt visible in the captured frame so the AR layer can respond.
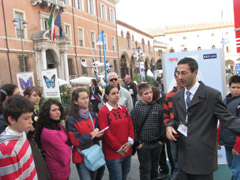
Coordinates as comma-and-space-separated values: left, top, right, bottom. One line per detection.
163, 87, 177, 126
131, 100, 164, 142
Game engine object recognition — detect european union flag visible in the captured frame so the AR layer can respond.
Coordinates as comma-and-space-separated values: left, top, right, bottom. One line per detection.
54, 10, 63, 37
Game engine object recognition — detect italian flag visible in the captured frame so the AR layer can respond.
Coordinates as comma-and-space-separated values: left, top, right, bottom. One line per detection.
48, 8, 56, 41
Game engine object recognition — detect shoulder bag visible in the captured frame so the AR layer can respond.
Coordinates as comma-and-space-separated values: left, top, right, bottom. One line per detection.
76, 113, 106, 171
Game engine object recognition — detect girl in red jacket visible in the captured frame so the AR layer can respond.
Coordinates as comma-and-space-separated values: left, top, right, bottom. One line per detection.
67, 88, 103, 180
98, 85, 135, 180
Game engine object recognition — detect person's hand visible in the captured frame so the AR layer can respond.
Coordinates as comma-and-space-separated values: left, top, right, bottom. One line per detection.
90, 128, 100, 138
217, 144, 221, 150
166, 126, 178, 141
232, 148, 239, 156
118, 149, 126, 156
122, 142, 132, 153
136, 144, 143, 149
96, 131, 104, 138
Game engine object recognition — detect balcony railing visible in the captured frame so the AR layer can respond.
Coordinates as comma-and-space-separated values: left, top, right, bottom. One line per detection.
32, 0, 65, 8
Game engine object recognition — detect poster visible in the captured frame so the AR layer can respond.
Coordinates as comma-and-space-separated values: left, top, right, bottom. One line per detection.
16, 72, 35, 95
41, 68, 61, 100
163, 48, 226, 96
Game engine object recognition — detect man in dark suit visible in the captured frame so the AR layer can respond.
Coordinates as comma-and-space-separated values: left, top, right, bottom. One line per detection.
166, 57, 240, 180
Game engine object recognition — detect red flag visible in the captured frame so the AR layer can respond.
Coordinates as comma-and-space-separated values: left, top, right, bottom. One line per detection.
233, 0, 240, 52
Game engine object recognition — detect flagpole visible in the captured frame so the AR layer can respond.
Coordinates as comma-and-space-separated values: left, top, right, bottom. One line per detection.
102, 30, 108, 86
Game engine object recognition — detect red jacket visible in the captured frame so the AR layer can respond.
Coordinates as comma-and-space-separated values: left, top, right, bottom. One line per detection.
98, 104, 135, 160
67, 112, 98, 163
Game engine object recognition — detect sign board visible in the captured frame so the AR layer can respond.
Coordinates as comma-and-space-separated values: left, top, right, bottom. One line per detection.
16, 72, 35, 95
163, 48, 226, 97
41, 69, 61, 101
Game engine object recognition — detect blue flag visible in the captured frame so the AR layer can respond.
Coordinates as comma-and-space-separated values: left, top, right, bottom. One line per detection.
54, 10, 63, 37
97, 30, 104, 45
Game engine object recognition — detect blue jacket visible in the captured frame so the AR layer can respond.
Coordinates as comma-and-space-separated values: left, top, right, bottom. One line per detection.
219, 94, 240, 146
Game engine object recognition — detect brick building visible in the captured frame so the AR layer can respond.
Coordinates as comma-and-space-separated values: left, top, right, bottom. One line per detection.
0, 0, 119, 85
117, 20, 165, 79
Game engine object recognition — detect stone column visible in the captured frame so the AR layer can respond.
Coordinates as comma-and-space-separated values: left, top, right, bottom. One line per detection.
41, 48, 47, 70
60, 48, 69, 82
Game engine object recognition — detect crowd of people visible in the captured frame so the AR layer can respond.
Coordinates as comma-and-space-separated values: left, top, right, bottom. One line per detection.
1, 57, 240, 180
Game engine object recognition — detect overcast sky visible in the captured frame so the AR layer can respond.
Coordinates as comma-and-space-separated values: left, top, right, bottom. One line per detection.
116, 0, 234, 30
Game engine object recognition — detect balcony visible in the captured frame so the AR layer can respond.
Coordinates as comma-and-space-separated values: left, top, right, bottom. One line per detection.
31, 0, 65, 9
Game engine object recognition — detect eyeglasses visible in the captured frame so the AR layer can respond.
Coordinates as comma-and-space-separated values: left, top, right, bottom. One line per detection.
175, 71, 188, 76
109, 78, 118, 82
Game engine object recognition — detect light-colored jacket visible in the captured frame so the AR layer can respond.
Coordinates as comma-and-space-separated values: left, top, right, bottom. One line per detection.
99, 86, 133, 113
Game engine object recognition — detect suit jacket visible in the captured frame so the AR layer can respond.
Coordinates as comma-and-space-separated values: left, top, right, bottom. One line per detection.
169, 82, 240, 174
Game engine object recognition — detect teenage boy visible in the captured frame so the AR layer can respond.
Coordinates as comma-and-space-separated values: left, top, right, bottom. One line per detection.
131, 83, 165, 180
0, 95, 37, 180
218, 75, 240, 180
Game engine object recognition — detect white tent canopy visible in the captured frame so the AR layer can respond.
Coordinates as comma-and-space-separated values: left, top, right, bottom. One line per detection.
70, 76, 106, 87
58, 78, 70, 86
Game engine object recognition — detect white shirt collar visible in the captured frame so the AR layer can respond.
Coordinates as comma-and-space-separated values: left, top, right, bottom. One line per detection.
185, 81, 200, 96
106, 102, 122, 111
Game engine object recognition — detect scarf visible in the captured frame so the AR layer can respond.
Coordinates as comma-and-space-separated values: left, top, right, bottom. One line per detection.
44, 119, 61, 130
79, 107, 89, 119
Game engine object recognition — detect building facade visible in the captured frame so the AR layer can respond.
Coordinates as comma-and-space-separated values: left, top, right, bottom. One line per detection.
0, 0, 119, 85
117, 20, 164, 79
154, 21, 239, 73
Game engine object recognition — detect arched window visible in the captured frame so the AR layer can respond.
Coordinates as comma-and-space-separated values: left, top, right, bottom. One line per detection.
126, 32, 131, 49
148, 40, 151, 53
142, 38, 145, 52
121, 30, 124, 38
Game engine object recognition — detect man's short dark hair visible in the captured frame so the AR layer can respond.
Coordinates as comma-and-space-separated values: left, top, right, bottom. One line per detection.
178, 57, 198, 73
138, 83, 151, 95
229, 75, 240, 86
3, 94, 34, 123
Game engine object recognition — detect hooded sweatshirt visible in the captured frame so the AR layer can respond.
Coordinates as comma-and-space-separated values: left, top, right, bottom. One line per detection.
0, 127, 37, 180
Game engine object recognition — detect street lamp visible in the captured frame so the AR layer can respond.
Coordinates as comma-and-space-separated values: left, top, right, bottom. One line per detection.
132, 47, 144, 82
12, 18, 27, 72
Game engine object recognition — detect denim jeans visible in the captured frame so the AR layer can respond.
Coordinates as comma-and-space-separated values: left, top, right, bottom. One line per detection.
76, 163, 97, 180
170, 140, 179, 180
106, 155, 131, 180
137, 142, 162, 180
95, 165, 105, 180
225, 146, 240, 180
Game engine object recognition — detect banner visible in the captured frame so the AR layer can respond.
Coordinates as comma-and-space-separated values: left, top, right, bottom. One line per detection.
16, 72, 35, 95
41, 68, 61, 100
163, 48, 226, 96
233, 0, 240, 52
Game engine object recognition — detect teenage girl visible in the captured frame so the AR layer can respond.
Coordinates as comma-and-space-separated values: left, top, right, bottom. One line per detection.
67, 88, 103, 180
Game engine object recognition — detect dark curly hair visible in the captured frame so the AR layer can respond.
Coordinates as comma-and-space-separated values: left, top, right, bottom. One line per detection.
70, 88, 89, 119
0, 84, 18, 114
35, 99, 64, 149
